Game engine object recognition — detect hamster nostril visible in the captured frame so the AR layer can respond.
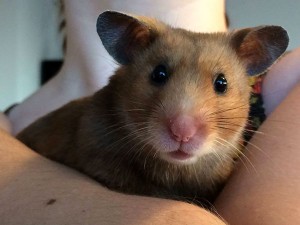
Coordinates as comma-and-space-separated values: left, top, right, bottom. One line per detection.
169, 115, 197, 143
182, 136, 191, 142
171, 132, 192, 143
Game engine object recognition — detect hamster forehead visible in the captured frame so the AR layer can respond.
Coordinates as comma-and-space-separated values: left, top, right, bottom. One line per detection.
132, 29, 247, 92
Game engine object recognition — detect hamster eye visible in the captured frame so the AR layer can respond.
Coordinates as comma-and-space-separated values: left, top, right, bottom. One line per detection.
214, 73, 227, 94
151, 65, 169, 85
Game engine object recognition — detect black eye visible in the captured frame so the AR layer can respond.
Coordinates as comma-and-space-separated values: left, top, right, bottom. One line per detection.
151, 65, 169, 85
214, 73, 227, 94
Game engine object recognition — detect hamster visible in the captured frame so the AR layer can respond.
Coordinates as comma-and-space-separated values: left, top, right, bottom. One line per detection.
17, 11, 289, 205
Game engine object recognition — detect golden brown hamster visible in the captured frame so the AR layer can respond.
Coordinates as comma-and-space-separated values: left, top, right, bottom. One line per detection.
17, 11, 289, 205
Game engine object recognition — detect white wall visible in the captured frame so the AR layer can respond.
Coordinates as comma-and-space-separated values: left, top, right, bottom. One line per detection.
0, 0, 20, 110
0, 0, 63, 110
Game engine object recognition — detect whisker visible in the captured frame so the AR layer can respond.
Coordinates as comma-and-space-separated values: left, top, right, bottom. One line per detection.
213, 125, 240, 134
89, 125, 153, 169
240, 138, 270, 159
216, 137, 257, 174
213, 139, 250, 173
206, 104, 249, 117
101, 121, 151, 138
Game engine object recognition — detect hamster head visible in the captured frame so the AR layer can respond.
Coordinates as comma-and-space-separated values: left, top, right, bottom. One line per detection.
97, 11, 288, 165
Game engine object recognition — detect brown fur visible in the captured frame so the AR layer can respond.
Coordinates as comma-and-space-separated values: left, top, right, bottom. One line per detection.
17, 11, 288, 206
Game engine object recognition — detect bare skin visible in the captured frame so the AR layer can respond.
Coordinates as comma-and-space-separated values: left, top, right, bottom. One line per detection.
216, 83, 300, 224
0, 113, 11, 133
0, 128, 225, 225
262, 47, 300, 115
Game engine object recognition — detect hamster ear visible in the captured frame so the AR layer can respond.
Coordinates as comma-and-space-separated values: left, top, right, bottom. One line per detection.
97, 11, 158, 65
231, 26, 289, 76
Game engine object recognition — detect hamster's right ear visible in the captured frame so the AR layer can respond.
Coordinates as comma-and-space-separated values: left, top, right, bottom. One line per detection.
97, 11, 159, 65
230, 26, 289, 76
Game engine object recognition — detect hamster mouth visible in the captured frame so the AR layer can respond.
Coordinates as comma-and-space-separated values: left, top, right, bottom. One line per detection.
159, 149, 198, 165
168, 150, 193, 160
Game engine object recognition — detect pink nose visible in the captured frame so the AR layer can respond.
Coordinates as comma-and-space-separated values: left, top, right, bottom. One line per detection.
169, 115, 198, 143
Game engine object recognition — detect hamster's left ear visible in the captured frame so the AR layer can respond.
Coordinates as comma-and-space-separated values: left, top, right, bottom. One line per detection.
96, 11, 160, 65
231, 26, 289, 76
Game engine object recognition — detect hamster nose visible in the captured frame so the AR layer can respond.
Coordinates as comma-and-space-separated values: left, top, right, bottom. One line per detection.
169, 115, 197, 143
